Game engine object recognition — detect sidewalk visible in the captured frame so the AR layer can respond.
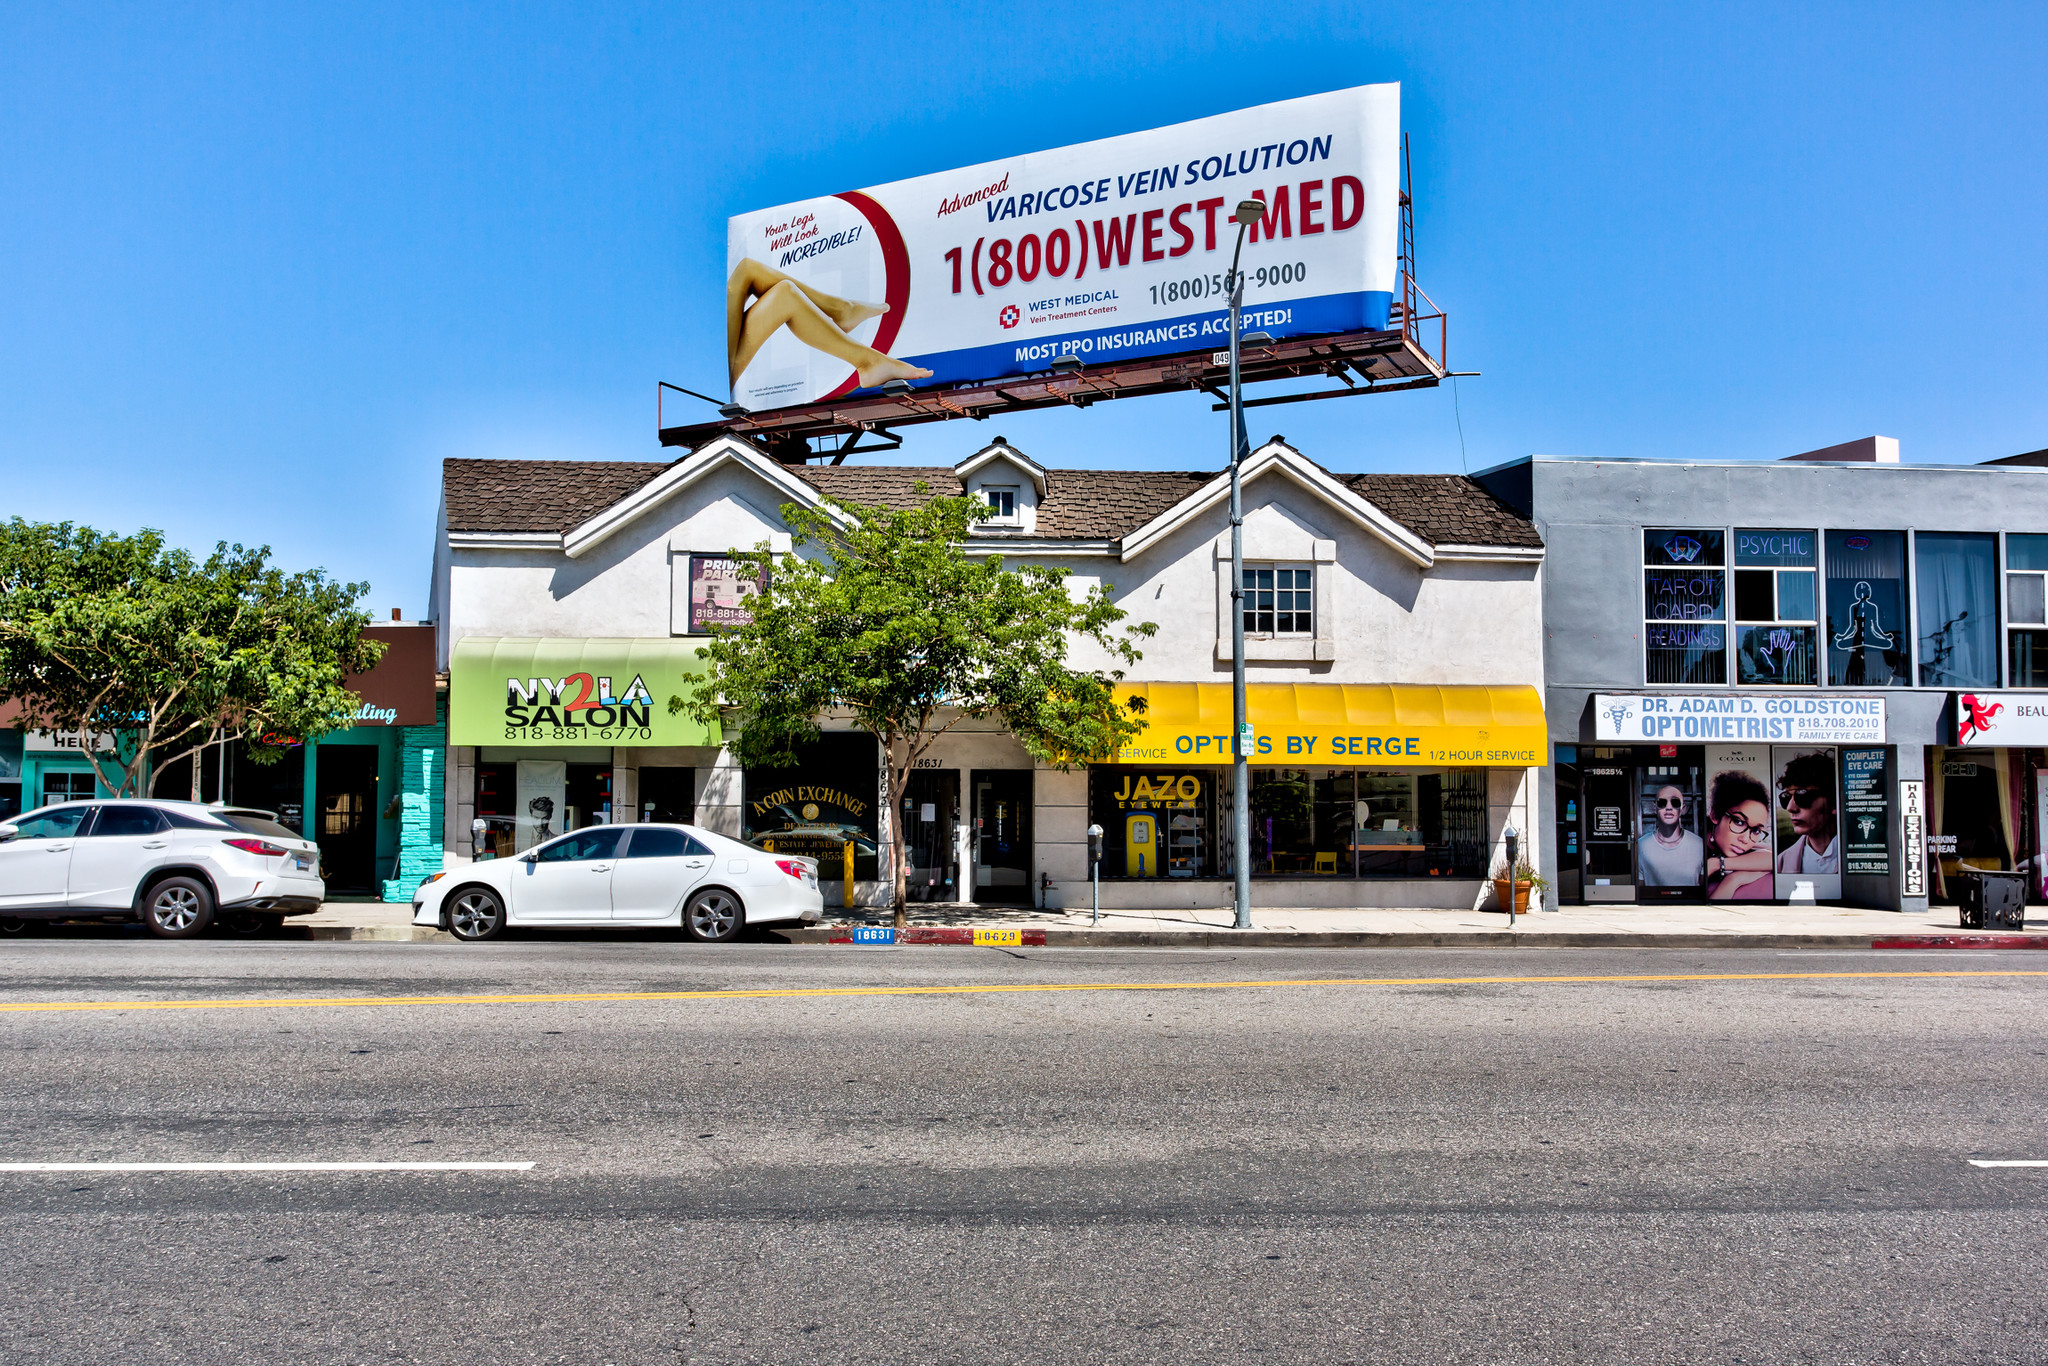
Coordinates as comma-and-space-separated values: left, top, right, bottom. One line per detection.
295, 897, 2048, 948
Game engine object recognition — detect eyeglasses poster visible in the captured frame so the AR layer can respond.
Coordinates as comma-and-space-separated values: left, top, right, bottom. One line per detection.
1702, 746, 1776, 900
1772, 745, 1841, 901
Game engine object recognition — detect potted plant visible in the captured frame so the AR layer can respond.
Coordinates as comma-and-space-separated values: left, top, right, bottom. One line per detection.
1492, 858, 1549, 914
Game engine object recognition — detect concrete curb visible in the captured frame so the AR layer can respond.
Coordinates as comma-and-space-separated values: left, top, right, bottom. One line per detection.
781, 926, 2048, 950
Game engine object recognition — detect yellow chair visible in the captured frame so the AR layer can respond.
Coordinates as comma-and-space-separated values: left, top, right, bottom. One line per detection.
1313, 851, 1339, 875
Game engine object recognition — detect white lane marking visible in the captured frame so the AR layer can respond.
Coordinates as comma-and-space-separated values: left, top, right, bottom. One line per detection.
0, 1161, 535, 1172
1970, 1160, 2048, 1168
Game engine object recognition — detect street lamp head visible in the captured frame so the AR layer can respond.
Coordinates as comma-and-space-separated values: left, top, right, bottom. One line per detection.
1234, 199, 1265, 225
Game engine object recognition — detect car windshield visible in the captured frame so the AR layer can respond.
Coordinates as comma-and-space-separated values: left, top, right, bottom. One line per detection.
9, 806, 90, 840
219, 811, 301, 840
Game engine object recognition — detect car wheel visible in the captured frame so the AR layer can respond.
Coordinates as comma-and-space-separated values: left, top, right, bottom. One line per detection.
448, 887, 507, 942
683, 888, 744, 943
145, 877, 214, 938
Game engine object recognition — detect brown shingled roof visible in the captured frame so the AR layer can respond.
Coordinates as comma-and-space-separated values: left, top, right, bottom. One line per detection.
441, 447, 1540, 550
444, 458, 669, 533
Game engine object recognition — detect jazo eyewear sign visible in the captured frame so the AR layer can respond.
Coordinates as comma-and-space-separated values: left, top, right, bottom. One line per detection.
726, 84, 1400, 414
1593, 694, 1885, 745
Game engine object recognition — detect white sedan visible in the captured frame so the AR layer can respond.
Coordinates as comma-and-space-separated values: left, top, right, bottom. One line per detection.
412, 823, 822, 943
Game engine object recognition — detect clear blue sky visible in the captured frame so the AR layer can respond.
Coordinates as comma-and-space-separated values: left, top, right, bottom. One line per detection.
4, 2, 2043, 615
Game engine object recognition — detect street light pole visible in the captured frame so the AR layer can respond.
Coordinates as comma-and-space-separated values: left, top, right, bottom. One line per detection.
1226, 199, 1263, 931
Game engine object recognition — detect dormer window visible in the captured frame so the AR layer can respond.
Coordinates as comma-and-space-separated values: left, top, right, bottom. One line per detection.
984, 487, 1018, 523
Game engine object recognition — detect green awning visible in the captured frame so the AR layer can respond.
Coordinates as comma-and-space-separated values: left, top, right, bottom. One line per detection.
449, 637, 720, 748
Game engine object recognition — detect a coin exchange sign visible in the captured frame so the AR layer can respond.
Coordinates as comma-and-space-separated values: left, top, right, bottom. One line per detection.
1593, 694, 1885, 745
725, 85, 1400, 413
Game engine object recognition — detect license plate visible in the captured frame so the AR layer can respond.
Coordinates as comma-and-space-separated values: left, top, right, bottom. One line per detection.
293, 855, 313, 871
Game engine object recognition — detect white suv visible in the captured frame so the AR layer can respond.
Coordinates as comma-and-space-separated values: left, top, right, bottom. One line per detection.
0, 800, 326, 938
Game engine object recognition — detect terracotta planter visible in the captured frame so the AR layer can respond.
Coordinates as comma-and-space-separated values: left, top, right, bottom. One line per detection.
1493, 878, 1533, 913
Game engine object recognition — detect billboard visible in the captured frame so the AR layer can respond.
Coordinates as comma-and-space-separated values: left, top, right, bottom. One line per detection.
725, 84, 1401, 413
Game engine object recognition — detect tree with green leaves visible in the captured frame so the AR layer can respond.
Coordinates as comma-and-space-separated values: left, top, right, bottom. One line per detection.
0, 519, 384, 799
671, 490, 1154, 928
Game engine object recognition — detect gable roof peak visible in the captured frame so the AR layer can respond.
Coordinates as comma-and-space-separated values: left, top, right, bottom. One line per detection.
954, 439, 1047, 495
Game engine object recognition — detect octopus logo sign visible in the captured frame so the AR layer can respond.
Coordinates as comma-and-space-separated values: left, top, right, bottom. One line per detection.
998, 304, 1020, 329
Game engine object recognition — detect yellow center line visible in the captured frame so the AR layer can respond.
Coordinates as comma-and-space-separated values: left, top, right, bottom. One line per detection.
0, 969, 2043, 1015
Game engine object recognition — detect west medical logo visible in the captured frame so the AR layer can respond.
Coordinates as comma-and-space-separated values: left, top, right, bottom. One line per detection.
998, 304, 1020, 329
503, 673, 656, 729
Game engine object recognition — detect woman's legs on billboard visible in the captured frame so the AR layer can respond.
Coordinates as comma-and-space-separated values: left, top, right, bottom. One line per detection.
727, 259, 926, 389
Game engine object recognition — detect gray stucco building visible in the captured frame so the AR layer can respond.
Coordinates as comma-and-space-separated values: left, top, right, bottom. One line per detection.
1477, 442, 2048, 913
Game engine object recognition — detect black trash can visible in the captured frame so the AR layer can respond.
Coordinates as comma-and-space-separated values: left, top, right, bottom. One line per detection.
1959, 870, 2027, 930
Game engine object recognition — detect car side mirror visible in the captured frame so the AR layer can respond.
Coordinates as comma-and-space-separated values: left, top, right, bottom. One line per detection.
0, 823, 16, 843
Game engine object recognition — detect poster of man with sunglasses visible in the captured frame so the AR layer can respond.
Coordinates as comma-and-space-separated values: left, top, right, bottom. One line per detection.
1773, 748, 1841, 899
1636, 779, 1704, 886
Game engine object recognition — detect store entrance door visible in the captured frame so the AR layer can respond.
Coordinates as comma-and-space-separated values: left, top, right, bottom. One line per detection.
315, 746, 378, 894
1580, 760, 1636, 901
902, 770, 959, 902
971, 770, 1031, 905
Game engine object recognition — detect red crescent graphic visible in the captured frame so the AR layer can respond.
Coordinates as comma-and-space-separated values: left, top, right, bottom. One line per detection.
822, 190, 911, 399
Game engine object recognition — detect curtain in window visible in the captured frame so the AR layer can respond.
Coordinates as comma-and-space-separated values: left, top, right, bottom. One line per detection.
1915, 532, 1998, 688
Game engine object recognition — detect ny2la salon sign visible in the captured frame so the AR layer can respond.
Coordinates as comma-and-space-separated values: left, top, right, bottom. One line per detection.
1594, 694, 1885, 745
448, 638, 720, 747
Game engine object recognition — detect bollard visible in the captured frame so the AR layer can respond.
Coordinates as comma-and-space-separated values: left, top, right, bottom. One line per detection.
842, 840, 855, 913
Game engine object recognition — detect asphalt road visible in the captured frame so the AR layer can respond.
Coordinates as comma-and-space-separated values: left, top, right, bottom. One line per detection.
1, 933, 2045, 1365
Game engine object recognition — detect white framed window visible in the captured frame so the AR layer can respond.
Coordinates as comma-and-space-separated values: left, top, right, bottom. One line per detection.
2006, 533, 2048, 686
983, 487, 1018, 522
1244, 566, 1313, 636
1732, 528, 1818, 685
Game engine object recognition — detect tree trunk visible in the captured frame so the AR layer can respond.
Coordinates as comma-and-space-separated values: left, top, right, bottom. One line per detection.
884, 734, 909, 930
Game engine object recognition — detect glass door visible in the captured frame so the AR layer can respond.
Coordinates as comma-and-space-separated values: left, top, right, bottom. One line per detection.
902, 770, 959, 902
971, 770, 1032, 904
1581, 754, 1636, 901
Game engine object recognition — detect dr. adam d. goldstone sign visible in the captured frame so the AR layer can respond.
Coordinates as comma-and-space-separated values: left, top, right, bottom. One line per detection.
1594, 694, 1885, 744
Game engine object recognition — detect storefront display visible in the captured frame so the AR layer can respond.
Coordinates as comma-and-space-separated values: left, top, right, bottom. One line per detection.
1771, 746, 1841, 901
1824, 531, 1910, 687
1086, 764, 1485, 879
744, 733, 880, 881
1841, 748, 1890, 876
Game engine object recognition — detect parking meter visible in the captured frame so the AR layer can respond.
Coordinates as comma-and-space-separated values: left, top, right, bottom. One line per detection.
1503, 826, 1519, 922
1087, 823, 1104, 926
471, 816, 489, 859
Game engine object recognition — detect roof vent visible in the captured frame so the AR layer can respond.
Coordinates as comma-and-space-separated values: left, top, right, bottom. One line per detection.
1783, 436, 1899, 463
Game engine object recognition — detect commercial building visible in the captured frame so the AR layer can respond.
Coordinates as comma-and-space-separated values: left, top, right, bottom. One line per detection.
1, 621, 446, 903
432, 434, 1548, 911
1476, 438, 2048, 910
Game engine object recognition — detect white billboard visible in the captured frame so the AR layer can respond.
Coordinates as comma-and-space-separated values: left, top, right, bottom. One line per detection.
724, 85, 1401, 413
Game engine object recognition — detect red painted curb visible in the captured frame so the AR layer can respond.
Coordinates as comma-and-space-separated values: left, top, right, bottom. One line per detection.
1872, 934, 2048, 950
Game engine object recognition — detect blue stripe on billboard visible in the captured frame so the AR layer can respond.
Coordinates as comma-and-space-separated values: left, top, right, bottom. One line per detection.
879, 290, 1392, 393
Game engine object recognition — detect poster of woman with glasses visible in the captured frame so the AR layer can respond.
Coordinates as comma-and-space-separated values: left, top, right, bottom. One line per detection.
1703, 746, 1775, 900
1773, 747, 1841, 901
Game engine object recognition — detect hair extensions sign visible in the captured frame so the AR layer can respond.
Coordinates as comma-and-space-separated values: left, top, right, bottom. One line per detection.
724, 85, 1401, 413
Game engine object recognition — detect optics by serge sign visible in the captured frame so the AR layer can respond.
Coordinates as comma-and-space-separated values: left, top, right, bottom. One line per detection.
726, 85, 1400, 413
1594, 693, 1886, 744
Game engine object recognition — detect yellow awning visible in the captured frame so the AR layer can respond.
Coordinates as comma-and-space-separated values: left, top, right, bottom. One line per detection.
1109, 683, 1545, 768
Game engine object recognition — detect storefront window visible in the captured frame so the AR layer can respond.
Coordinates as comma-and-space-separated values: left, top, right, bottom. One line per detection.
1915, 532, 1999, 689
1927, 747, 2018, 901
744, 732, 880, 881
1733, 529, 1817, 685
2007, 534, 2048, 687
1090, 766, 1484, 878
1089, 766, 1221, 878
1644, 529, 1726, 685
1825, 531, 1911, 687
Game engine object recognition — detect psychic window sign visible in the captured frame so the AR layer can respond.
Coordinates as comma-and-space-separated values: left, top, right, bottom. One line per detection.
688, 555, 768, 634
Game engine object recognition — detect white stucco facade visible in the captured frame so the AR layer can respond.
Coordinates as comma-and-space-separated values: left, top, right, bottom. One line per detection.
432, 434, 1548, 912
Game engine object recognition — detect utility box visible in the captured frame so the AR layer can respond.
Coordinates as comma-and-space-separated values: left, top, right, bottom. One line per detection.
1958, 871, 2027, 930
